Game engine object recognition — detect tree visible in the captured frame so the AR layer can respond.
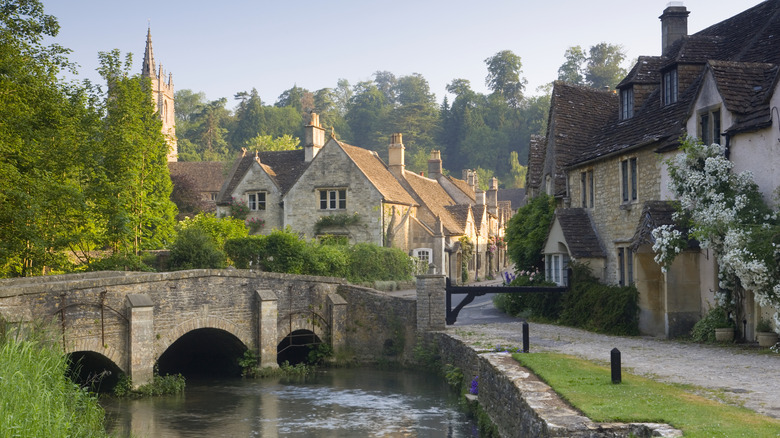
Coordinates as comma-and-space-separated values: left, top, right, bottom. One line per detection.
345, 80, 388, 149
245, 134, 300, 152
231, 88, 265, 151
506, 194, 555, 272
484, 50, 526, 108
188, 98, 231, 161
508, 151, 527, 188
96, 49, 177, 255
556, 43, 628, 90
174, 89, 206, 123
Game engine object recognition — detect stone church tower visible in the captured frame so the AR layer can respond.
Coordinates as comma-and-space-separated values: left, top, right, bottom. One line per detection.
142, 28, 177, 162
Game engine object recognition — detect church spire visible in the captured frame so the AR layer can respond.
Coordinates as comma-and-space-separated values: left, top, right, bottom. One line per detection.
141, 27, 155, 78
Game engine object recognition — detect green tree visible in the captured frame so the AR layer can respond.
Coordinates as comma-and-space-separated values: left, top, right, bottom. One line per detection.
557, 43, 628, 89
96, 49, 177, 255
485, 50, 526, 108
245, 134, 300, 152
188, 98, 231, 161
506, 194, 555, 272
508, 151, 527, 188
230, 88, 265, 152
346, 80, 388, 150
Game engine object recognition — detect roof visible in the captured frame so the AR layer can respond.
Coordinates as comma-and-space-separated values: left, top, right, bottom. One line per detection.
567, 0, 780, 166
402, 171, 463, 235
525, 135, 545, 191
617, 56, 665, 88
546, 81, 619, 193
444, 204, 471, 235
217, 149, 309, 205
337, 141, 417, 205
444, 175, 476, 202
168, 161, 226, 193
630, 200, 698, 252
708, 60, 779, 134
555, 208, 605, 258
497, 188, 526, 210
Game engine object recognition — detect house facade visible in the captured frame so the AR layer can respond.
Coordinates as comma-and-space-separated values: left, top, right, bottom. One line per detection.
217, 114, 510, 283
533, 1, 780, 338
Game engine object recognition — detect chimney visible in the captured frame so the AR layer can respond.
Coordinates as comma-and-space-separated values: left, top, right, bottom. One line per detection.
660, 2, 689, 56
305, 113, 325, 162
388, 133, 405, 177
428, 150, 442, 178
476, 189, 486, 206
487, 177, 498, 216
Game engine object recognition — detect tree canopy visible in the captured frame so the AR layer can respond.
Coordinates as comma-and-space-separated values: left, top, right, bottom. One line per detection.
557, 43, 628, 89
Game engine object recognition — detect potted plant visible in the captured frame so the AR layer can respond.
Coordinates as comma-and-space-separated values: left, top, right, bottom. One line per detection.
756, 318, 778, 348
714, 318, 735, 342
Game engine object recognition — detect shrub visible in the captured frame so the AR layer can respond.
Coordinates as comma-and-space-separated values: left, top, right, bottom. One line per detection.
347, 243, 413, 282
690, 306, 730, 343
505, 194, 555, 271
85, 252, 155, 272
493, 268, 561, 320
559, 263, 639, 336
179, 213, 248, 248
224, 236, 266, 269
168, 227, 226, 270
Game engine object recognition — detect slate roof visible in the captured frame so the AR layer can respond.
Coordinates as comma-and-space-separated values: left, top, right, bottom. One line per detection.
168, 161, 226, 193
708, 60, 779, 134
402, 171, 464, 235
630, 200, 698, 252
337, 141, 417, 206
216, 149, 309, 205
546, 81, 619, 194
618, 56, 665, 88
554, 208, 605, 258
444, 204, 471, 235
497, 188, 526, 210
568, 0, 780, 166
444, 175, 476, 202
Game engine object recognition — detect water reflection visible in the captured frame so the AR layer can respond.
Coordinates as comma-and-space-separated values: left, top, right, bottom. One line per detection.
103, 368, 478, 437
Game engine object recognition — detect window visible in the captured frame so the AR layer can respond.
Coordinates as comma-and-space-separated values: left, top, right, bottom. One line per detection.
580, 169, 594, 208
545, 254, 570, 286
699, 108, 721, 145
620, 87, 634, 120
412, 248, 432, 264
618, 247, 634, 286
620, 157, 638, 203
248, 192, 266, 211
662, 69, 678, 105
210, 192, 218, 201
319, 189, 347, 210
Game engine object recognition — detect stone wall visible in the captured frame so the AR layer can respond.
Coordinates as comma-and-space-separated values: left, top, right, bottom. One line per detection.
336, 284, 417, 363
431, 333, 681, 438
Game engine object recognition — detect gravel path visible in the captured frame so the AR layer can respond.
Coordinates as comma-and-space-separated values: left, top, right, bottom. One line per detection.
447, 321, 780, 419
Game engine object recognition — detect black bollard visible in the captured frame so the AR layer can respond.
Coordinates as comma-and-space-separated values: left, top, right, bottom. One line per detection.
522, 322, 529, 353
611, 348, 621, 384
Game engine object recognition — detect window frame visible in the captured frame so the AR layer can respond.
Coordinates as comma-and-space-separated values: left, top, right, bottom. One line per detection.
319, 188, 347, 210
247, 191, 266, 211
617, 246, 634, 286
620, 157, 638, 204
698, 107, 722, 145
545, 253, 570, 286
620, 87, 634, 120
580, 169, 594, 208
662, 68, 678, 105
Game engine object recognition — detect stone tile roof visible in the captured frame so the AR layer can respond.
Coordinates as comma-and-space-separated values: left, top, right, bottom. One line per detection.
708, 60, 779, 134
216, 149, 310, 205
497, 188, 526, 210
547, 82, 619, 193
337, 141, 417, 206
630, 200, 698, 252
168, 161, 226, 193
555, 208, 605, 258
402, 171, 463, 235
444, 175, 476, 202
444, 204, 471, 235
694, 0, 780, 65
618, 56, 665, 87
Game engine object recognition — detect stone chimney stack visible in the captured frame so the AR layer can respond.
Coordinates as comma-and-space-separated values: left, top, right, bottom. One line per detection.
305, 113, 326, 162
388, 133, 405, 177
487, 177, 498, 216
428, 150, 443, 178
476, 188, 486, 206
660, 2, 689, 55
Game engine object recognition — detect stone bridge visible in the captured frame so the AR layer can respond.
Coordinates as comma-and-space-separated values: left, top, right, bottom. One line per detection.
0, 270, 441, 387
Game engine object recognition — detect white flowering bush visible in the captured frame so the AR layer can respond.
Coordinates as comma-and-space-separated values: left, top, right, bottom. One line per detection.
652, 137, 780, 334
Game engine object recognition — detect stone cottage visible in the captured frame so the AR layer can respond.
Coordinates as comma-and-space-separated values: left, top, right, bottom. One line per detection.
531, 1, 780, 338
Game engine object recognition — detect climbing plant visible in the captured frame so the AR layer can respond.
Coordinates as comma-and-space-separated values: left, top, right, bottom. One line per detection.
314, 212, 362, 235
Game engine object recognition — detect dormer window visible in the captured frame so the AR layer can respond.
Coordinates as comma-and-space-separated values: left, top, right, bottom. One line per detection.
662, 68, 678, 105
620, 87, 634, 120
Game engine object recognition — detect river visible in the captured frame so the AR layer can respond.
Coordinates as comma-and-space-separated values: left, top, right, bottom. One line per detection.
102, 367, 480, 437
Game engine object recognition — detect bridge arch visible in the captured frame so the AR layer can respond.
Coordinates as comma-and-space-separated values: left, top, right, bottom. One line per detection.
277, 310, 328, 346
64, 338, 126, 375
155, 316, 254, 359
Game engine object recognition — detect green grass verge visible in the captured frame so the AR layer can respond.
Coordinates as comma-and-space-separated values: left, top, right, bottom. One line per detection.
0, 336, 108, 437
513, 352, 780, 438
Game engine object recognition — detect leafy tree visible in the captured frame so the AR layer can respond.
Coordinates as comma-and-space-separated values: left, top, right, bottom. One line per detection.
96, 49, 177, 254
245, 134, 300, 152
178, 213, 247, 249
168, 227, 226, 270
506, 194, 555, 272
230, 88, 265, 151
508, 151, 527, 188
188, 98, 231, 161
170, 172, 211, 220
485, 50, 526, 108
556, 43, 628, 89
346, 80, 388, 150
174, 89, 206, 123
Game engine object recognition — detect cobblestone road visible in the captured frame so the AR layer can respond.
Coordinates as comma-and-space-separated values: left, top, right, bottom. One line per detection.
447, 321, 780, 419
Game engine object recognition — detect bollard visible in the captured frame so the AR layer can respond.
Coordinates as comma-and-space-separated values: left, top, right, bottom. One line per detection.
522, 322, 529, 353
611, 348, 621, 384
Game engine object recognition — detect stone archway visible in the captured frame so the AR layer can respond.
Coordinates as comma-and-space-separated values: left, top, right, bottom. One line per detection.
155, 316, 254, 360
64, 338, 126, 375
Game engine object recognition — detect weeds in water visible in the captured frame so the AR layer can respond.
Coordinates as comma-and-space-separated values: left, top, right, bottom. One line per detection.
113, 369, 185, 397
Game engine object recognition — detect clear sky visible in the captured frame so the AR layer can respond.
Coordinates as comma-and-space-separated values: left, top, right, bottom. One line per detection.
45, 0, 765, 108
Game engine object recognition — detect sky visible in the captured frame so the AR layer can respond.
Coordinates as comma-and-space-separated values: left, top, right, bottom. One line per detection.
45, 0, 766, 109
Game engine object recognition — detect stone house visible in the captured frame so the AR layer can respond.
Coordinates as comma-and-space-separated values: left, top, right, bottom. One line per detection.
533, 1, 780, 338
217, 114, 510, 283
